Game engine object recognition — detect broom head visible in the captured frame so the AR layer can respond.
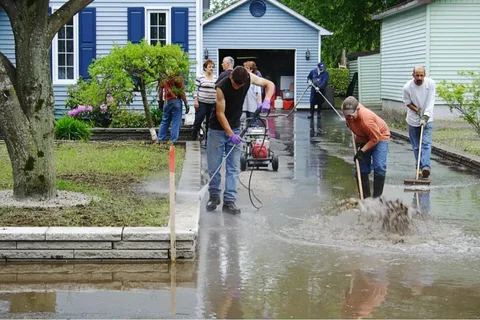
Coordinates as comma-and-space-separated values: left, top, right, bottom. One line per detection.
404, 178, 431, 186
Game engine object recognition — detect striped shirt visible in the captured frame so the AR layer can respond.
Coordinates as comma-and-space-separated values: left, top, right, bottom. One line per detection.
194, 74, 217, 104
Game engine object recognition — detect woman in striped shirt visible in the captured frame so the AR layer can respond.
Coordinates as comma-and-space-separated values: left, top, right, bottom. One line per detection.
192, 59, 217, 140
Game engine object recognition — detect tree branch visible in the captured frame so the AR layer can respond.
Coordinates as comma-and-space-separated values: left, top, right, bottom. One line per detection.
0, 0, 18, 21
46, 0, 94, 43
0, 51, 17, 90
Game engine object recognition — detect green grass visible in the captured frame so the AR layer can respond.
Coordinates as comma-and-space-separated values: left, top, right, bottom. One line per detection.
0, 142, 185, 227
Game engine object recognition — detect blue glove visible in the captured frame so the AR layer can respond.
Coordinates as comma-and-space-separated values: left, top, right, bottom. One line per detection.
258, 99, 271, 113
229, 134, 242, 144
257, 102, 262, 109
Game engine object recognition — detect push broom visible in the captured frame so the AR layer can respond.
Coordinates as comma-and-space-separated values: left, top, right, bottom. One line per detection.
404, 123, 431, 186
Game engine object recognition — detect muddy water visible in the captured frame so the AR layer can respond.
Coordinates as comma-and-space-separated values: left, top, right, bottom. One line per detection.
1, 111, 480, 318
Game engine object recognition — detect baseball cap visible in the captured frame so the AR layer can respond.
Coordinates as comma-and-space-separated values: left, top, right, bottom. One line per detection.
318, 62, 325, 69
342, 96, 359, 116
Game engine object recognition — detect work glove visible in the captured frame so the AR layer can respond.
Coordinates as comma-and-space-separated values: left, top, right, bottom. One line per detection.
307, 79, 313, 86
229, 134, 243, 145
258, 99, 271, 113
420, 115, 429, 126
415, 108, 423, 117
353, 149, 365, 162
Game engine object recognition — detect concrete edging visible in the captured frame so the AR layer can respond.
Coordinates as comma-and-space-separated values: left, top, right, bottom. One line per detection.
389, 128, 480, 172
0, 141, 202, 261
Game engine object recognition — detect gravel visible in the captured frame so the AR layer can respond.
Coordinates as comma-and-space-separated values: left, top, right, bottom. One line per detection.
0, 190, 94, 208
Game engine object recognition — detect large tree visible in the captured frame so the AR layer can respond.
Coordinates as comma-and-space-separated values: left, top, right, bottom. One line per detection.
0, 0, 93, 200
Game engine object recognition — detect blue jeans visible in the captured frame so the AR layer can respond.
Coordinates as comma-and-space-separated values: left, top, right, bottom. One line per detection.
408, 123, 433, 170
357, 141, 388, 176
158, 99, 182, 142
207, 128, 241, 202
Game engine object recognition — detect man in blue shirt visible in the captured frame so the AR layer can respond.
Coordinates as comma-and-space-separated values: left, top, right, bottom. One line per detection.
307, 62, 329, 119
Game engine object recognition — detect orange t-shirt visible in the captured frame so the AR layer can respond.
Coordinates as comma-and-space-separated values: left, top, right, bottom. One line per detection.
346, 105, 390, 151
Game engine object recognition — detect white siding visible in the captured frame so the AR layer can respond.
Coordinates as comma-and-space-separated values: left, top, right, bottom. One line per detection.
380, 5, 427, 102
358, 53, 381, 105
203, 0, 320, 105
348, 59, 359, 99
429, 0, 480, 85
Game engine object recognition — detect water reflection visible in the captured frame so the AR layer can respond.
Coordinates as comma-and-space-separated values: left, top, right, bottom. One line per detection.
411, 191, 431, 214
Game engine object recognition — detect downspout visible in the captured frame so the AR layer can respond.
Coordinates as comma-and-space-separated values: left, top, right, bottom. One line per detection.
425, 4, 431, 75
196, 0, 203, 75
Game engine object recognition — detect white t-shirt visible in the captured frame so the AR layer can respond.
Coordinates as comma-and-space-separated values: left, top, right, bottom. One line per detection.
403, 77, 436, 127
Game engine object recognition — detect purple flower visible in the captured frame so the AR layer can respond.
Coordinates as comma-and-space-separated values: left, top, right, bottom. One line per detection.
86, 105, 93, 112
68, 108, 79, 117
107, 96, 114, 103
100, 104, 108, 111
77, 105, 87, 112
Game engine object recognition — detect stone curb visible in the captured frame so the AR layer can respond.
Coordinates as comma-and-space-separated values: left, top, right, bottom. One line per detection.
0, 141, 202, 261
389, 128, 480, 171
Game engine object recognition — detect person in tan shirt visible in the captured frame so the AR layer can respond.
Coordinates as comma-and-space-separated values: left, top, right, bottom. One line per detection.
342, 96, 390, 198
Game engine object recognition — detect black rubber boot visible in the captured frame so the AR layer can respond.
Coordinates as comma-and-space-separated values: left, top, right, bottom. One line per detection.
206, 197, 221, 212
373, 175, 386, 198
360, 174, 371, 198
222, 201, 241, 214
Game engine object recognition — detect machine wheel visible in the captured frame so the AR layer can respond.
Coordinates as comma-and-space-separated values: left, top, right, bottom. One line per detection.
272, 153, 279, 171
240, 153, 247, 171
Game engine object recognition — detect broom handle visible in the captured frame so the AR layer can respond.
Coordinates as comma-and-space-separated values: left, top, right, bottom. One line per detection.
351, 133, 364, 200
415, 124, 424, 180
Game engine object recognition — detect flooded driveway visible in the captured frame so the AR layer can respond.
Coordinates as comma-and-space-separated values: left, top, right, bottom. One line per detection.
1, 111, 480, 318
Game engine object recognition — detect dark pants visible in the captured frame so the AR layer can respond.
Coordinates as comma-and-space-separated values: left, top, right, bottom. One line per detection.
192, 102, 214, 140
310, 88, 325, 117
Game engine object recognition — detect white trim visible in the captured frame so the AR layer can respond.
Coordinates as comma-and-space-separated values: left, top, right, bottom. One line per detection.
204, 0, 332, 35
52, 9, 79, 85
317, 31, 321, 63
372, 0, 432, 20
294, 48, 297, 105
145, 8, 171, 46
197, 0, 203, 75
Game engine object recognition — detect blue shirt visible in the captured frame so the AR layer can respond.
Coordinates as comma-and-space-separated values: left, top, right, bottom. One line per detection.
307, 68, 329, 91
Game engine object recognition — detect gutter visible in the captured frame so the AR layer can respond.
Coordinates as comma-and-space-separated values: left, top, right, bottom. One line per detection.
372, 0, 433, 20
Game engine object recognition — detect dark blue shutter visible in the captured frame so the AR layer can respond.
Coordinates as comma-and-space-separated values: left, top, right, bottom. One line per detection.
79, 8, 96, 79
49, 7, 52, 76
127, 8, 145, 43
171, 8, 188, 52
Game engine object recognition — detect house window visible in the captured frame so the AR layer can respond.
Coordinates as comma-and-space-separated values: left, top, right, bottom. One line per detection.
147, 10, 169, 46
52, 14, 78, 84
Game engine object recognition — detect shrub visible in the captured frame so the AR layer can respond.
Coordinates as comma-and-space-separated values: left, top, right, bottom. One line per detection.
55, 117, 92, 141
150, 104, 163, 127
437, 69, 480, 136
328, 68, 350, 97
110, 108, 147, 128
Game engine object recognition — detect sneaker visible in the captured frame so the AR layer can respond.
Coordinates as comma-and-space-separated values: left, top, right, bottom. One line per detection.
222, 201, 241, 214
422, 167, 431, 179
206, 197, 221, 212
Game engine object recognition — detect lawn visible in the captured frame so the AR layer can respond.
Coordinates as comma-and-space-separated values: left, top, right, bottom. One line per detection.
0, 142, 185, 227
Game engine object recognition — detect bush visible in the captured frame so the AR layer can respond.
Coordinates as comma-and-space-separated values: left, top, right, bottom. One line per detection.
55, 117, 92, 141
150, 104, 163, 127
328, 68, 350, 97
437, 69, 480, 136
110, 108, 147, 128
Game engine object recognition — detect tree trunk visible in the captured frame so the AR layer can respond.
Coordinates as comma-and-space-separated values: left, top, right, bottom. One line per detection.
0, 6, 56, 200
139, 77, 157, 141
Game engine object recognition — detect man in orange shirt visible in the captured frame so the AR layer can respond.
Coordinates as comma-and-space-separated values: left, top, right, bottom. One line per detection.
342, 96, 390, 198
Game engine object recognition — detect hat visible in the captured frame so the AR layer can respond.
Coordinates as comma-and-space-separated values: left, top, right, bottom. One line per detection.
318, 62, 325, 69
342, 96, 359, 116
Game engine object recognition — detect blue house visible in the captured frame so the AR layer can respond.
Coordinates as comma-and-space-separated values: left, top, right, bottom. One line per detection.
203, 0, 332, 108
0, 0, 205, 117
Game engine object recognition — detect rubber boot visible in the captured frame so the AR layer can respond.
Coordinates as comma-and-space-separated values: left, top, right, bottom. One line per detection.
360, 174, 371, 198
373, 174, 386, 198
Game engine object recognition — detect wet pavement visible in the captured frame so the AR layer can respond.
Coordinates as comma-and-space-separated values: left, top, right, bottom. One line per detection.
1, 111, 480, 318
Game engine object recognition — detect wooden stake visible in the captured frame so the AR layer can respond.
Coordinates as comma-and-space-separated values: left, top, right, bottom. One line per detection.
169, 146, 176, 262
351, 133, 364, 200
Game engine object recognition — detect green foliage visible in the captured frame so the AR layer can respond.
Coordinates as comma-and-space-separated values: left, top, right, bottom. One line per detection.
437, 69, 480, 136
328, 68, 350, 97
110, 108, 147, 128
89, 40, 194, 128
150, 104, 163, 127
55, 117, 92, 141
278, 0, 395, 67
